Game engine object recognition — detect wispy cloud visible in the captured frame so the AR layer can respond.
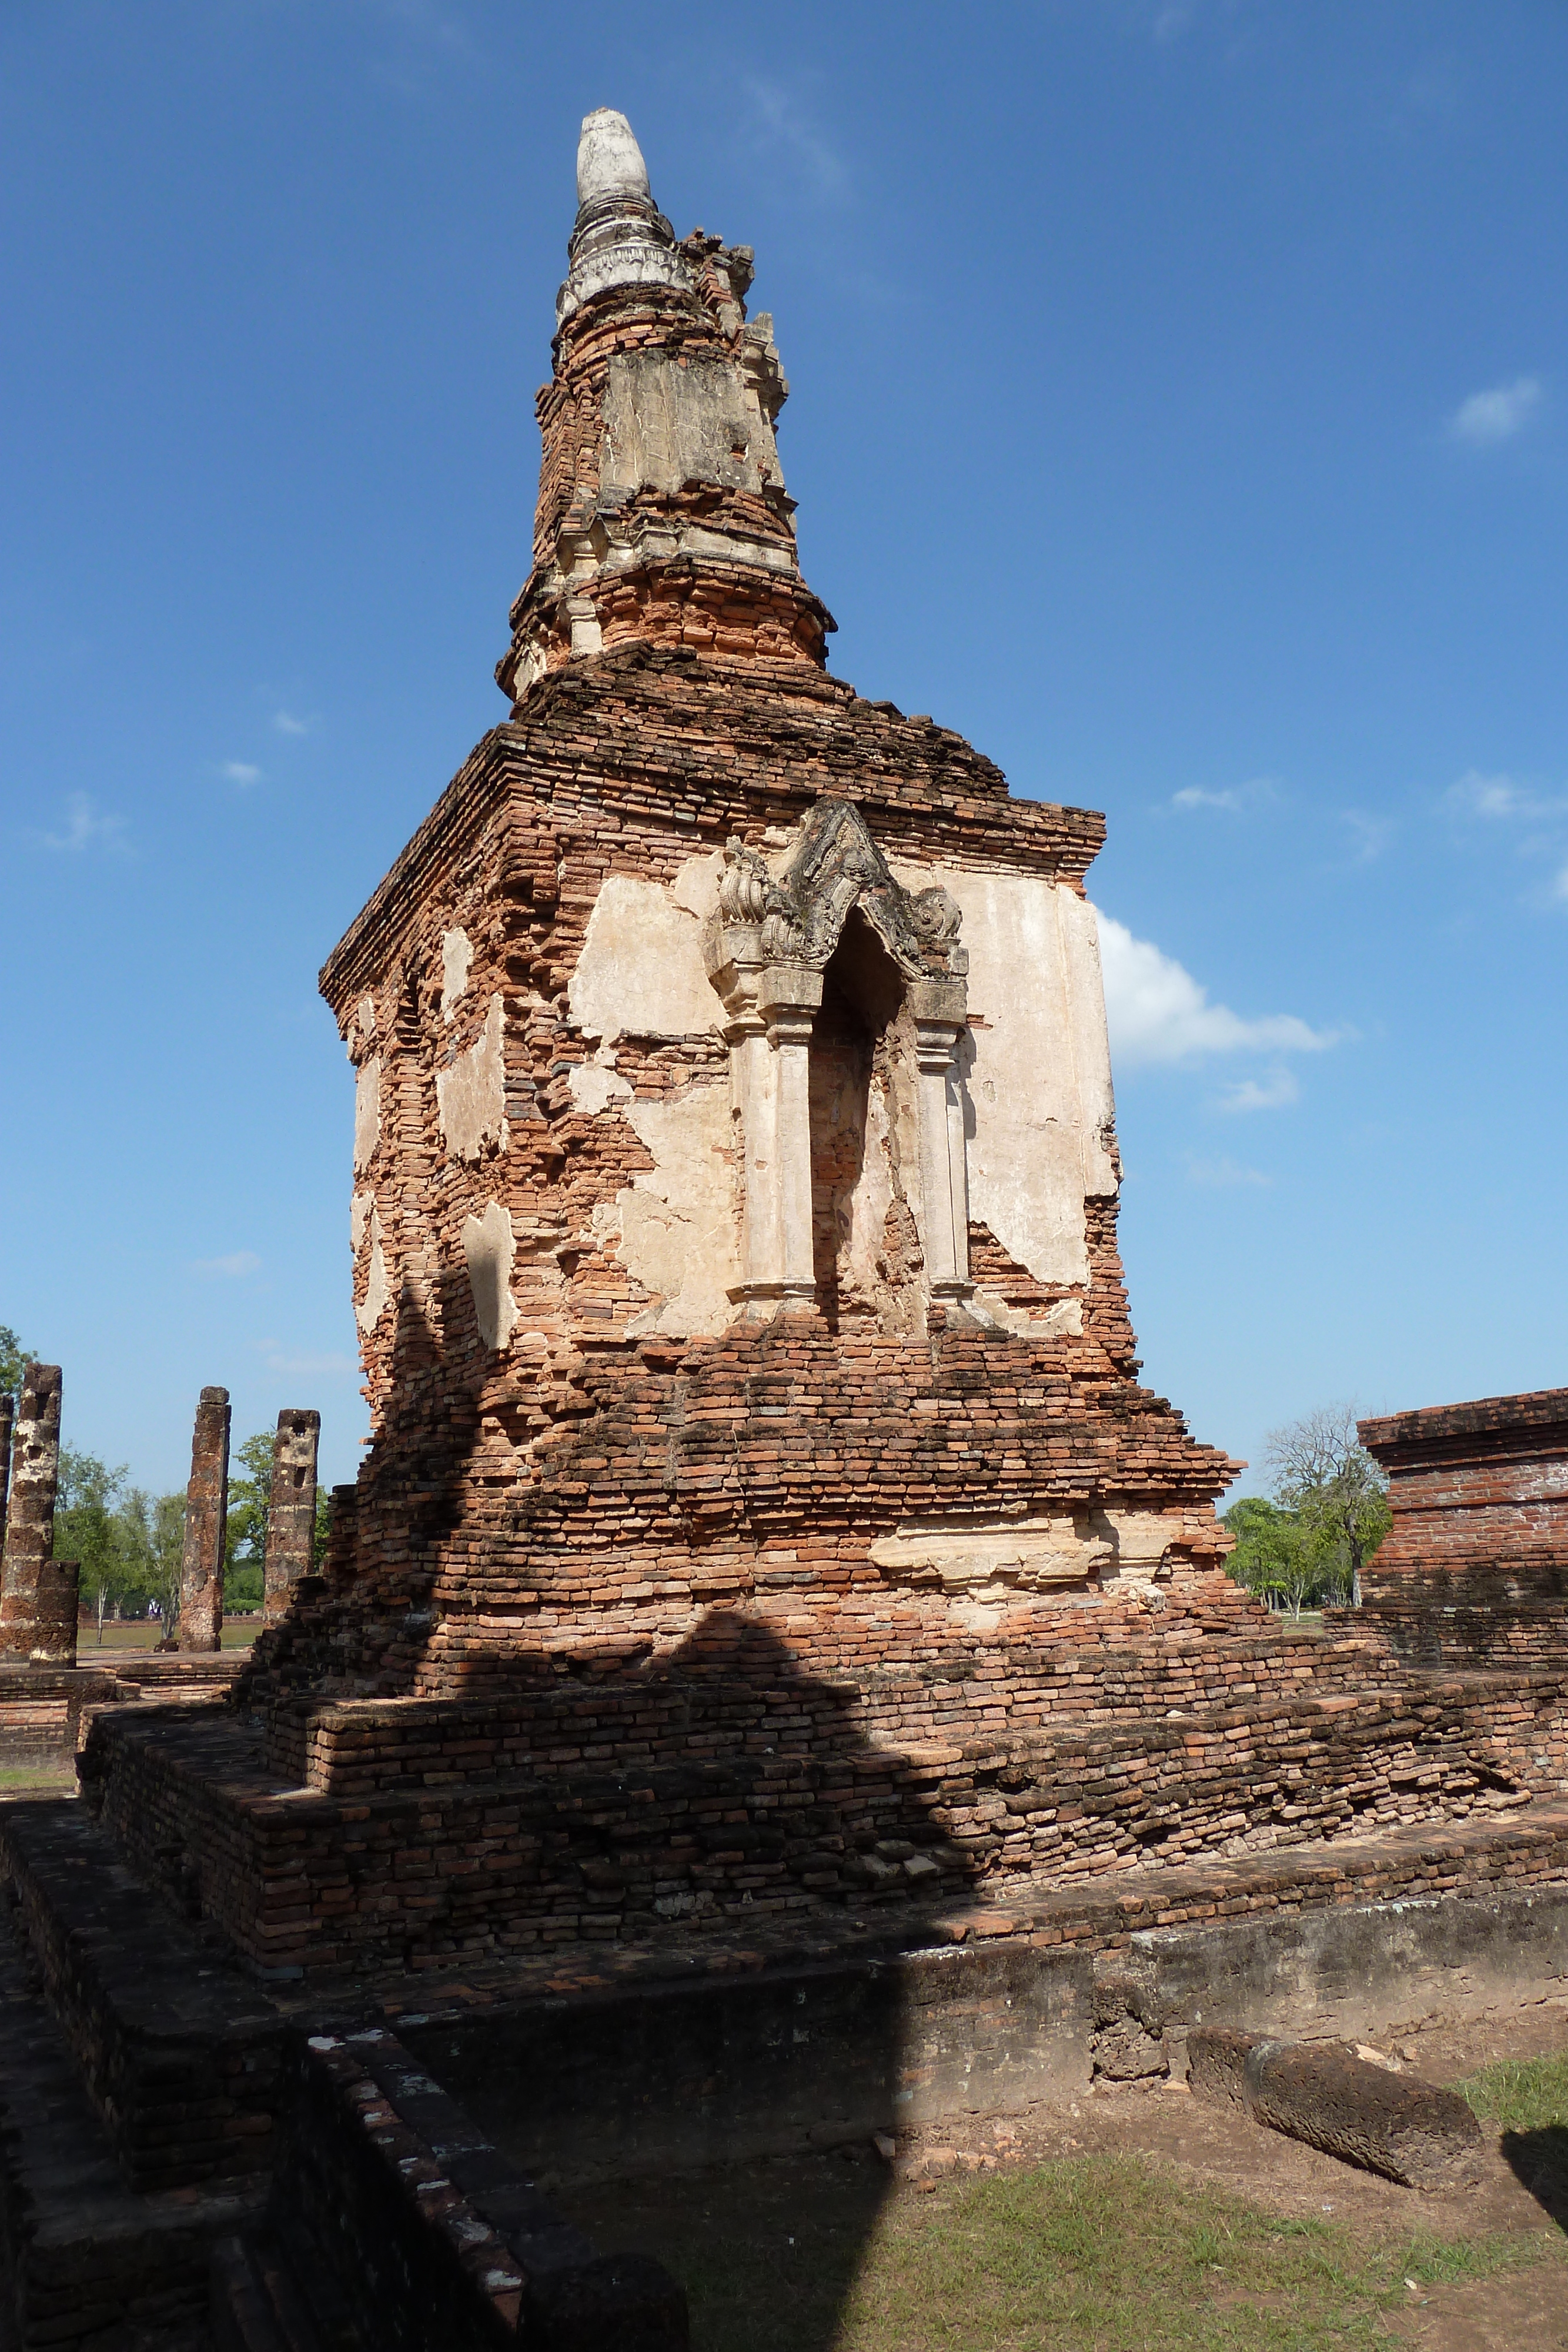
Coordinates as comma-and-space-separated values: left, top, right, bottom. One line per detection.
1341, 810, 1392, 865
1169, 776, 1279, 815
272, 710, 315, 737
740, 76, 848, 200
1094, 909, 1338, 1069
40, 793, 129, 854
193, 1250, 261, 1278
1217, 1068, 1299, 1114
1445, 768, 1564, 822
1449, 375, 1544, 446
1152, 3, 1195, 39
222, 760, 263, 786
1187, 1155, 1271, 1187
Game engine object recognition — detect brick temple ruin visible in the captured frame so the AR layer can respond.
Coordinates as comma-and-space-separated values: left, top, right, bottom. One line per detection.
2, 109, 1567, 2351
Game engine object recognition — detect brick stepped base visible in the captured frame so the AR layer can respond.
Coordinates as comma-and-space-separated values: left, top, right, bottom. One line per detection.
210, 2233, 324, 2352
0, 1876, 263, 2351
78, 1658, 1568, 1975
0, 1799, 312, 2192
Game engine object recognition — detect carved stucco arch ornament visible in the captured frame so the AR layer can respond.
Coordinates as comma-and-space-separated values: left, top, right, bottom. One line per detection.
702, 797, 974, 1314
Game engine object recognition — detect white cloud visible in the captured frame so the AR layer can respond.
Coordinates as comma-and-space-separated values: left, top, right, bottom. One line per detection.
1341, 810, 1392, 864
1555, 865, 1568, 905
1216, 1068, 1299, 1114
1446, 768, 1564, 821
1094, 909, 1336, 1068
1170, 776, 1279, 815
272, 710, 314, 737
193, 1250, 261, 1278
39, 792, 129, 853
1186, 1155, 1271, 1187
222, 760, 262, 786
740, 77, 848, 199
1449, 376, 1543, 445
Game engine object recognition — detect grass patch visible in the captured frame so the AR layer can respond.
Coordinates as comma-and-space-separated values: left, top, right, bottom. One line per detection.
637, 2151, 1535, 2352
0, 1766, 73, 1789
1453, 2051, 1568, 2133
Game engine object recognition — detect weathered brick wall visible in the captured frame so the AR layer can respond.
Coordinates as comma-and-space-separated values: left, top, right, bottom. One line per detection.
1359, 1392, 1568, 1655
262, 2027, 687, 2349
83, 1638, 1568, 1979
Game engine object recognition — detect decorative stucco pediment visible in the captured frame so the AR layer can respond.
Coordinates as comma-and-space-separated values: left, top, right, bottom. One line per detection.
704, 797, 967, 1015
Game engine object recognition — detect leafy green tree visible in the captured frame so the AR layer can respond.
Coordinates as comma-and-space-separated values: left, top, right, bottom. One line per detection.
313, 1481, 333, 1571
54, 1444, 132, 1639
223, 1430, 275, 1613
1222, 1496, 1316, 1618
0, 1325, 32, 1402
1264, 1404, 1390, 1609
146, 1494, 185, 1636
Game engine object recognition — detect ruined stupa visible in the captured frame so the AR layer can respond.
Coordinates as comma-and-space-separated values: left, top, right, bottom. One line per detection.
7, 113, 1567, 2352
258, 106, 1239, 1721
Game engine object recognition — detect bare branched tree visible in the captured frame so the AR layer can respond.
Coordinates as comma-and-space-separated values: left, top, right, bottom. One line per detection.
1263, 1402, 1390, 1607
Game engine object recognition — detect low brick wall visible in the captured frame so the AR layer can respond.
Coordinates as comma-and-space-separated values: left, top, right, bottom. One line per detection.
255, 2027, 686, 2348
1361, 1389, 1568, 1628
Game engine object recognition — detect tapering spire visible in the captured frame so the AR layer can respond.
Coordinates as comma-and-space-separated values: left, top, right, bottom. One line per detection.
496, 111, 834, 704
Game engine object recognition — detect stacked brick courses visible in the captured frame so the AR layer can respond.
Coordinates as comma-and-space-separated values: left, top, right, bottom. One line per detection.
1350, 1389, 1568, 1664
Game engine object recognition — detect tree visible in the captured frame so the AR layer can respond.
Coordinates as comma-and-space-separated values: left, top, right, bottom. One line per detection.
146, 1494, 185, 1635
53, 1444, 132, 1640
0, 1325, 32, 1402
1264, 1403, 1390, 1609
223, 1430, 275, 1613
1222, 1496, 1316, 1619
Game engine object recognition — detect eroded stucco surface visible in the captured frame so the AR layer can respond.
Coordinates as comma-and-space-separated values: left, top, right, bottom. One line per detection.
437, 995, 509, 1162
591, 1084, 740, 1335
440, 927, 474, 1020
895, 861, 1116, 1295
462, 1198, 518, 1351
568, 871, 724, 1043
356, 1202, 389, 1335
353, 1056, 381, 1175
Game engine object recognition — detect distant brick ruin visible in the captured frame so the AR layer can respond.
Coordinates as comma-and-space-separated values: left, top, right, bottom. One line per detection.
3, 109, 1567, 2352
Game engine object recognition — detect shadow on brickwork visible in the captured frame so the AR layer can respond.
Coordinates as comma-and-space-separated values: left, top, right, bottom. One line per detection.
235, 1279, 982, 2347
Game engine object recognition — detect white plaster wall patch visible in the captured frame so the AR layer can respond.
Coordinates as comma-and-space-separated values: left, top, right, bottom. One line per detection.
350, 1187, 373, 1257
668, 849, 725, 923
440, 927, 474, 1021
356, 1205, 389, 1335
599, 1084, 741, 1335
568, 874, 725, 1043
437, 995, 509, 1162
353, 1056, 381, 1175
462, 1200, 519, 1351
891, 863, 1116, 1290
567, 1063, 634, 1115
869, 1514, 1114, 1594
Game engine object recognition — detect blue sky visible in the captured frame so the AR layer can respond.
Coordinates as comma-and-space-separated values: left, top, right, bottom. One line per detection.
2, 1, 1563, 1498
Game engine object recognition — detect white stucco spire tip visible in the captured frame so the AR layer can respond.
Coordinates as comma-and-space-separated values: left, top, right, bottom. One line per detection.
576, 109, 651, 208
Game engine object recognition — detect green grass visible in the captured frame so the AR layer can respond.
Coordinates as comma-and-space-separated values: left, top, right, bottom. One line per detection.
622, 2150, 1539, 2352
0, 1766, 74, 1790
1454, 2050, 1568, 2133
830, 2156, 1528, 2351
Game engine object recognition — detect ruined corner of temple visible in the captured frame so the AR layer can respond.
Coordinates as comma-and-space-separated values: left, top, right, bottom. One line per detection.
5, 105, 1568, 2352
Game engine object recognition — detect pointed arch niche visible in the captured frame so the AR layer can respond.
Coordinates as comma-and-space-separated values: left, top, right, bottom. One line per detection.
703, 800, 973, 1322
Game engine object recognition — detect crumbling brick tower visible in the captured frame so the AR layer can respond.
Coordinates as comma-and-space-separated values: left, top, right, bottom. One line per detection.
265, 106, 1239, 1713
